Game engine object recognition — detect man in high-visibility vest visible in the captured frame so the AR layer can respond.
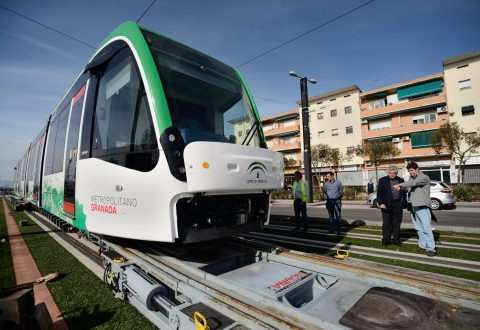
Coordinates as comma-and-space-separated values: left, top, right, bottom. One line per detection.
292, 171, 309, 233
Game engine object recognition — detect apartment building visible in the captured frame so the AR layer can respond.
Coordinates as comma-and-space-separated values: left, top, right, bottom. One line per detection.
304, 85, 364, 185
443, 49, 480, 183
359, 73, 453, 182
262, 109, 301, 184
264, 50, 479, 185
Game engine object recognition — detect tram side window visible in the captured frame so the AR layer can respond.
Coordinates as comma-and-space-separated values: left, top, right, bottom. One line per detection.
92, 48, 158, 171
27, 143, 36, 182
34, 135, 45, 195
44, 104, 70, 175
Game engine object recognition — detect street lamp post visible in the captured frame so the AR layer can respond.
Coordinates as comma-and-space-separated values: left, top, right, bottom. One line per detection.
289, 71, 316, 203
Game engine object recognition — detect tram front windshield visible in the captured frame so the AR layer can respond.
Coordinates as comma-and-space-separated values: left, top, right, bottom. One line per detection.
143, 30, 261, 147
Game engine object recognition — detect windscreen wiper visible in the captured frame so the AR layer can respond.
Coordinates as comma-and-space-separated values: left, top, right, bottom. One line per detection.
241, 121, 259, 146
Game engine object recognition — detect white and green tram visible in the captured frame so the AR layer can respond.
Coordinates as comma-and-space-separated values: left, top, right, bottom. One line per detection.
14, 21, 284, 243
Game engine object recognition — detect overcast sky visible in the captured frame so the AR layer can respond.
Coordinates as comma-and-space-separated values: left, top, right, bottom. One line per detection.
1, 0, 479, 183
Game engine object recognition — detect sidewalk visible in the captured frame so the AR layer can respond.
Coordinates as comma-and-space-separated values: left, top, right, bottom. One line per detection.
270, 199, 480, 233
3, 199, 68, 330
271, 199, 480, 208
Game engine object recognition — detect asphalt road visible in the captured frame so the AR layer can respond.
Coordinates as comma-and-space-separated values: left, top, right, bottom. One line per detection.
270, 200, 480, 233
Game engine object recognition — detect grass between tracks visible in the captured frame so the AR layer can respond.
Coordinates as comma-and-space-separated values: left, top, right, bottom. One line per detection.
265, 218, 480, 282
1, 197, 156, 330
1, 196, 479, 329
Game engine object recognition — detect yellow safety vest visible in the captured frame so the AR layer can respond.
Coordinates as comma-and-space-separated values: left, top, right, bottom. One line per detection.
293, 180, 308, 202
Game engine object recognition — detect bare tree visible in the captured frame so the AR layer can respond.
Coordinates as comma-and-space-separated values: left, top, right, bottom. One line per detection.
310, 144, 333, 187
355, 140, 400, 183
329, 148, 354, 173
431, 122, 480, 183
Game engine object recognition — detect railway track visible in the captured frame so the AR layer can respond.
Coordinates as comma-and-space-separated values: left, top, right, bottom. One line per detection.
244, 228, 480, 273
25, 210, 480, 329
266, 223, 480, 252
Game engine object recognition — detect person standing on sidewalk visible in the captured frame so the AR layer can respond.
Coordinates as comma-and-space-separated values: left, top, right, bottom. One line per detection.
393, 162, 436, 257
291, 171, 309, 233
324, 171, 343, 235
377, 166, 407, 247
366, 179, 375, 194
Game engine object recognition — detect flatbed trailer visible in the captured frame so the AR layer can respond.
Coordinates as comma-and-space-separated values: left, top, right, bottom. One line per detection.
96, 235, 480, 329
26, 209, 480, 329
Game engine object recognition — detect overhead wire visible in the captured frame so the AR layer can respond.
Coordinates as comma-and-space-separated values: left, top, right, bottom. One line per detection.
0, 1, 377, 107
236, 0, 377, 68
0, 0, 158, 49
0, 4, 96, 49
136, 0, 157, 23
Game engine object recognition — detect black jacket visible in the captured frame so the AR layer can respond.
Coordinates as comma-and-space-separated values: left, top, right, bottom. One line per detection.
376, 176, 407, 211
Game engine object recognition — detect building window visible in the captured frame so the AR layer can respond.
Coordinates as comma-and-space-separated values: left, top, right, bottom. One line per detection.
412, 113, 436, 125
344, 94, 351, 98
369, 99, 386, 109
459, 79, 471, 90
346, 126, 353, 134
461, 105, 475, 116
317, 112, 324, 120
457, 64, 469, 69
238, 131, 243, 137
318, 131, 325, 139
284, 119, 296, 127
344, 106, 352, 114
347, 146, 355, 154
332, 128, 339, 136
411, 130, 436, 149
330, 109, 337, 117
369, 119, 391, 131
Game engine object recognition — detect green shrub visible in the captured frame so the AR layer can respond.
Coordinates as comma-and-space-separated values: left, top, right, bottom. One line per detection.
451, 184, 480, 202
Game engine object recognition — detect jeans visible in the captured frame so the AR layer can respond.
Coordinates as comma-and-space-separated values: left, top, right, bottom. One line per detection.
410, 205, 436, 252
326, 199, 342, 233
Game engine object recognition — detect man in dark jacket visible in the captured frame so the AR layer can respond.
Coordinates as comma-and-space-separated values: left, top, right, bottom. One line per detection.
377, 166, 407, 246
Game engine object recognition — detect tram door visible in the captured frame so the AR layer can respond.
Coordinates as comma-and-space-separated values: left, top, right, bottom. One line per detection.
63, 85, 86, 216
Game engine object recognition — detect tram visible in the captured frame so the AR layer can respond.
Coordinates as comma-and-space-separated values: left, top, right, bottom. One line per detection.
13, 21, 284, 243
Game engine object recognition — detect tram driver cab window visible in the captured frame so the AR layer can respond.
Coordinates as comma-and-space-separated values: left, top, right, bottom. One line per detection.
92, 48, 158, 171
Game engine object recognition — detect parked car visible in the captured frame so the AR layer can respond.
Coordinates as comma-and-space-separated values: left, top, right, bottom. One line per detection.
367, 180, 455, 210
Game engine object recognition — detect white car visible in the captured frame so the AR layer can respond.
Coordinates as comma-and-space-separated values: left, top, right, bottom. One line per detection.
367, 180, 455, 210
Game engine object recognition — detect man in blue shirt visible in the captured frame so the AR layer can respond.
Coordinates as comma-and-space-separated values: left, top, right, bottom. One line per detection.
324, 171, 343, 235
292, 171, 309, 233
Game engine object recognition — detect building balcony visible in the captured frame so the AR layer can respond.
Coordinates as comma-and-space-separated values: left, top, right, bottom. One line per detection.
360, 94, 447, 119
263, 125, 300, 138
363, 120, 446, 139
268, 142, 301, 152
